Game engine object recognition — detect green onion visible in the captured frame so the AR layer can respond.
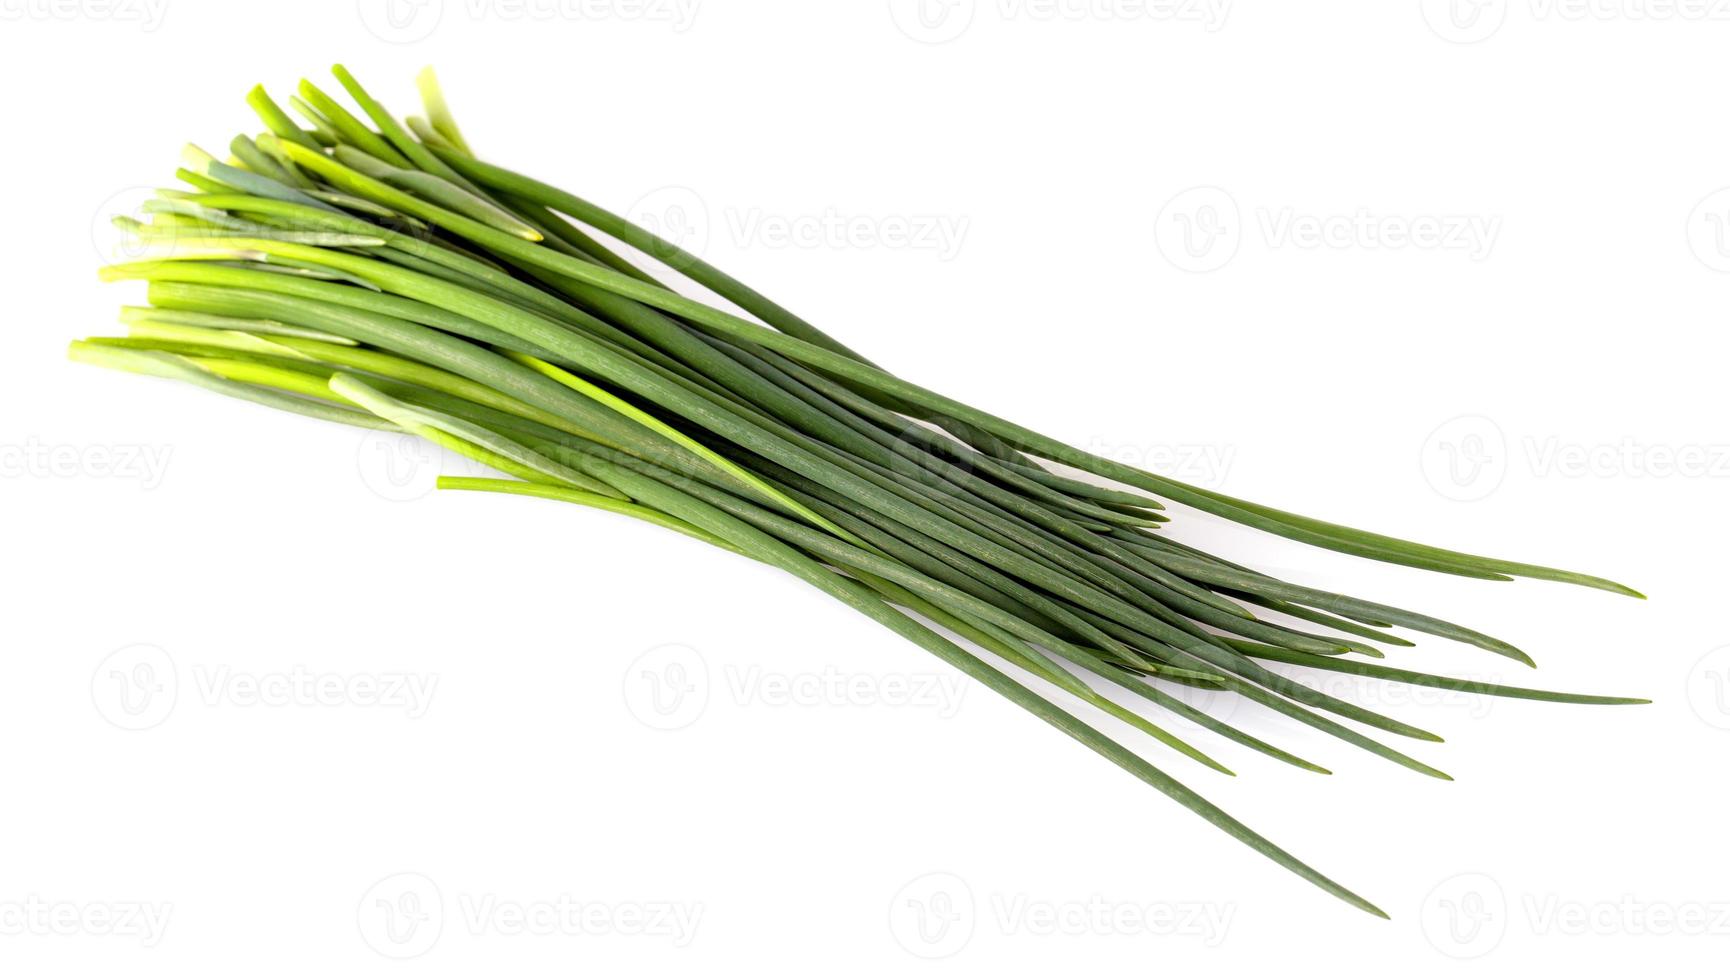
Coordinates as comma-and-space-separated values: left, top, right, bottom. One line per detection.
71, 66, 1649, 919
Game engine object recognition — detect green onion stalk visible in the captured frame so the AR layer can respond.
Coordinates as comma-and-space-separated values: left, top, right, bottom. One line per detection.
72, 66, 1649, 919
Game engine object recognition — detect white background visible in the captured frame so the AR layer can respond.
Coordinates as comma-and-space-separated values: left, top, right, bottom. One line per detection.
2, 0, 1726, 975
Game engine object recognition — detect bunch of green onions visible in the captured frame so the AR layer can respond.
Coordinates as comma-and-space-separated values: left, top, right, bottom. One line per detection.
75, 66, 1646, 918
